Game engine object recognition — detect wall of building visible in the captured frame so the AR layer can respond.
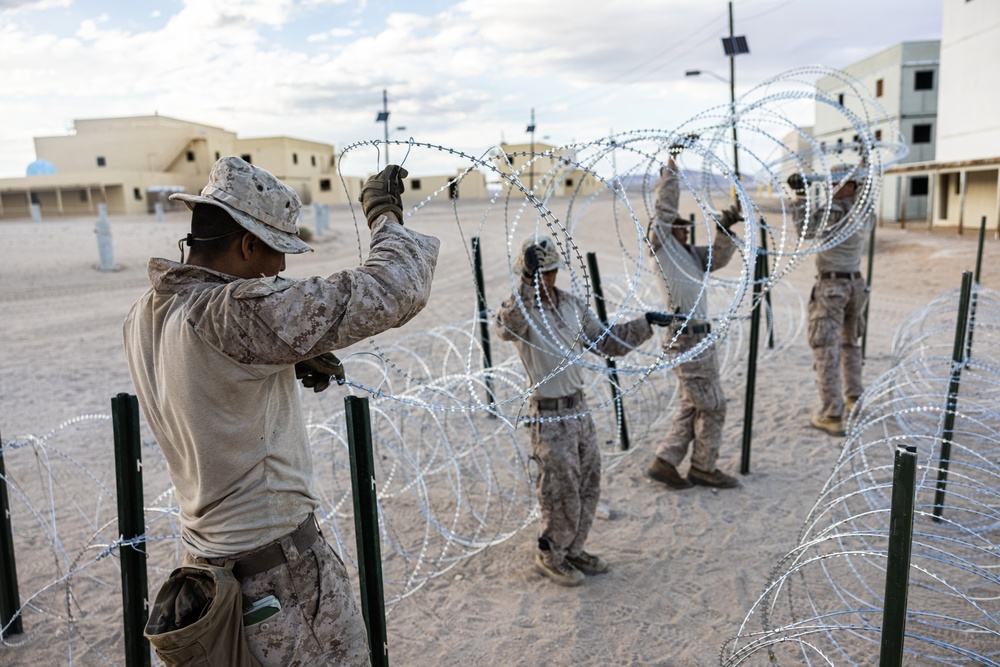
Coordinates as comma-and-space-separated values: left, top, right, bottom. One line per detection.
936, 0, 1000, 162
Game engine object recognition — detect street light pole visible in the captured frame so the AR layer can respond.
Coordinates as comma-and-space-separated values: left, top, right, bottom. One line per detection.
728, 0, 740, 180
526, 108, 536, 192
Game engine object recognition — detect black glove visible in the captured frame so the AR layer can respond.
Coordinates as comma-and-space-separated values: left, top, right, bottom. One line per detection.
645, 311, 679, 327
521, 245, 540, 281
719, 205, 742, 230
358, 165, 408, 227
668, 133, 699, 157
787, 173, 806, 196
294, 352, 345, 392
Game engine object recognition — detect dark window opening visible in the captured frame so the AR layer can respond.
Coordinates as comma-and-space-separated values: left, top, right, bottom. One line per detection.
837, 93, 845, 106
875, 129, 882, 141
215, 151, 221, 160
319, 179, 331, 192
914, 70, 934, 91
311, 155, 316, 166
565, 178, 574, 187
241, 154, 252, 164
96, 156, 106, 167
876, 79, 883, 97
912, 124, 932, 144
909, 176, 929, 197
293, 153, 298, 165
134, 187, 142, 200
411, 179, 422, 190
186, 151, 195, 162
80, 191, 88, 202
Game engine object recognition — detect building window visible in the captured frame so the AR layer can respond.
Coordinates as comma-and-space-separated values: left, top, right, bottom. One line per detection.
293, 153, 298, 165
186, 151, 195, 162
565, 178, 574, 187
411, 179, 422, 190
241, 154, 252, 164
134, 187, 142, 200
96, 156, 106, 167
909, 176, 929, 196
876, 79, 883, 97
311, 155, 317, 167
875, 129, 882, 141
215, 151, 221, 160
912, 124, 932, 144
319, 179, 331, 192
837, 93, 845, 106
914, 70, 934, 90
80, 190, 88, 202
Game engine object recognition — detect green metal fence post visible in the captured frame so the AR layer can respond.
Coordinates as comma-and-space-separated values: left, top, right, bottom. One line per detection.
878, 445, 918, 667
862, 218, 878, 358
689, 212, 696, 246
471, 237, 497, 413
740, 251, 765, 475
111, 393, 150, 667
0, 432, 22, 638
933, 271, 973, 521
585, 252, 630, 451
345, 395, 389, 667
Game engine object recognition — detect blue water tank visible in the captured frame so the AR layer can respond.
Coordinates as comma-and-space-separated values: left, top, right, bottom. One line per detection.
26, 159, 57, 176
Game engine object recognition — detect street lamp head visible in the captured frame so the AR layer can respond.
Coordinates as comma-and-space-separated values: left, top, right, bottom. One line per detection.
685, 70, 701, 77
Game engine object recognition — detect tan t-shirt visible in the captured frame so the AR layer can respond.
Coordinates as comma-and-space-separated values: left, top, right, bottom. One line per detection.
123, 216, 439, 557
494, 283, 652, 399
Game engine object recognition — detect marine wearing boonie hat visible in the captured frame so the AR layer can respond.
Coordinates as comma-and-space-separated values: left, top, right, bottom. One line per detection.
170, 156, 312, 254
514, 235, 566, 275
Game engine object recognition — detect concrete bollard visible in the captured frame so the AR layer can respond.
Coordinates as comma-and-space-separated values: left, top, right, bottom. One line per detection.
94, 204, 121, 272
30, 203, 41, 223
154, 201, 164, 223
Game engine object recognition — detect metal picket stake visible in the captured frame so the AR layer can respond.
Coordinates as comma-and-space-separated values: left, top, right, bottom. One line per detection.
740, 251, 766, 475
879, 445, 918, 667
0, 432, 22, 638
861, 217, 878, 358
345, 396, 389, 667
933, 271, 973, 521
585, 252, 630, 450
472, 237, 496, 413
964, 216, 987, 359
111, 393, 150, 667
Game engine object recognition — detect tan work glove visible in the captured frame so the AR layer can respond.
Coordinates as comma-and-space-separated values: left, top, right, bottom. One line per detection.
295, 352, 345, 392
719, 204, 742, 230
358, 164, 407, 227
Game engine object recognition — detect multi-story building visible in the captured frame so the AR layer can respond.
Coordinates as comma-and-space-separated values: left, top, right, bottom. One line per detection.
812, 41, 940, 224
888, 0, 1000, 232
0, 114, 489, 220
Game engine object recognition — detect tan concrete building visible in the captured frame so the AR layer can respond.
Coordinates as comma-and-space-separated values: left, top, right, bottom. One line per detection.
495, 142, 603, 198
0, 114, 342, 219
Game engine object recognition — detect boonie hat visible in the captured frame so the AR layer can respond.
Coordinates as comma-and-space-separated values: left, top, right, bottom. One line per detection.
170, 156, 312, 254
515, 235, 566, 275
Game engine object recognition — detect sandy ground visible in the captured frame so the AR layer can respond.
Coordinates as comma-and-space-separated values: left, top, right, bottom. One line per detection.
0, 198, 997, 666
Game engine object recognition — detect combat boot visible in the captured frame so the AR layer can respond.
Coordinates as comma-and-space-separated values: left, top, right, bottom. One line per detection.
566, 551, 609, 575
845, 396, 860, 413
811, 415, 845, 437
687, 467, 739, 489
646, 457, 693, 490
534, 553, 585, 586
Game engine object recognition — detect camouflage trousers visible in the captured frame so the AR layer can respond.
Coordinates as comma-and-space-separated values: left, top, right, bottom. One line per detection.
527, 399, 601, 568
655, 340, 726, 472
187, 521, 371, 667
808, 276, 868, 419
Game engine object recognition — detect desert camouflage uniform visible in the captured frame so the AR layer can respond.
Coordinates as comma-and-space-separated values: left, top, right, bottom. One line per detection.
495, 283, 652, 567
124, 215, 439, 667
798, 195, 874, 419
647, 167, 737, 472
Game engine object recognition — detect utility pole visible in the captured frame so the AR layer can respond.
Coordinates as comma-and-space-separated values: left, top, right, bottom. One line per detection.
376, 89, 391, 164
728, 1, 740, 180
526, 108, 536, 192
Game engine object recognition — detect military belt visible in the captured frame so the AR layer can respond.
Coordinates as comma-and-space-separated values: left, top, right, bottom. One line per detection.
818, 271, 862, 281
531, 390, 583, 412
230, 516, 319, 581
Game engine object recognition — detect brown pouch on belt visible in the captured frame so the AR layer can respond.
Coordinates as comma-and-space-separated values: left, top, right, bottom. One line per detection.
144, 563, 262, 667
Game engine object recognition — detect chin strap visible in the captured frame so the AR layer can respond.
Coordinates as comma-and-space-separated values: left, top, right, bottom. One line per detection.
177, 231, 242, 262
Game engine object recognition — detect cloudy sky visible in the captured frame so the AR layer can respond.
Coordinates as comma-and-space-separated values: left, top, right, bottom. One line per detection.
0, 0, 942, 178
